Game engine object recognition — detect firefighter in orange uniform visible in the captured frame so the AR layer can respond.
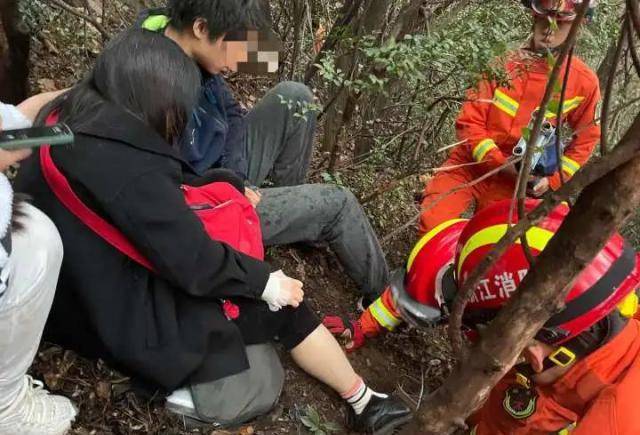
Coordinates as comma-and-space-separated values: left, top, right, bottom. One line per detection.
329, 198, 640, 434
458, 200, 640, 435
322, 0, 602, 347
419, 0, 601, 234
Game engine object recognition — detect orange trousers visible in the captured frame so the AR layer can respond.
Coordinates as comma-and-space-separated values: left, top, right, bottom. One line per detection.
419, 163, 516, 234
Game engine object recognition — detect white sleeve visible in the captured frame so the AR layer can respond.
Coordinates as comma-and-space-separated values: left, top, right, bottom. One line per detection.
0, 102, 33, 130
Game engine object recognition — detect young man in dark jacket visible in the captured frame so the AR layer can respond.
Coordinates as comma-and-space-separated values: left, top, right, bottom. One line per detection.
138, 0, 388, 306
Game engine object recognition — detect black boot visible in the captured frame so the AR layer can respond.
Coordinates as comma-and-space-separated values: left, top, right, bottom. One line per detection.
346, 394, 412, 434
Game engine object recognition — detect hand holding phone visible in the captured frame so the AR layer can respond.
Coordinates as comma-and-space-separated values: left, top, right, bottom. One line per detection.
0, 148, 31, 171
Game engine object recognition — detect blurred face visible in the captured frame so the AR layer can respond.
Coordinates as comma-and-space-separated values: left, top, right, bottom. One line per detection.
222, 39, 249, 73
169, 21, 280, 75
532, 16, 573, 50
223, 30, 281, 74
520, 340, 574, 385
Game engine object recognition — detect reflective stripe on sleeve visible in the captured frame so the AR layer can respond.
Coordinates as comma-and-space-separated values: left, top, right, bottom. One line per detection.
544, 96, 585, 119
558, 422, 577, 434
561, 156, 580, 177
369, 298, 402, 331
472, 139, 498, 162
493, 89, 519, 117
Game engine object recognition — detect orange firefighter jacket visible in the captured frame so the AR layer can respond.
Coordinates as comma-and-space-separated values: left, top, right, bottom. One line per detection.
469, 319, 640, 435
452, 50, 601, 190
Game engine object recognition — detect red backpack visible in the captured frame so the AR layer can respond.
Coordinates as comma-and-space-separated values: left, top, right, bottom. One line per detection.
39, 114, 264, 318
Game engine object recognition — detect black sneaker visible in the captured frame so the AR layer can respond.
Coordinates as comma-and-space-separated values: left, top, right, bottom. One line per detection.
346, 394, 412, 434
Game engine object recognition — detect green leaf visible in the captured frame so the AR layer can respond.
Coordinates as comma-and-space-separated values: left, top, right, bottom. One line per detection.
306, 405, 321, 424
300, 416, 318, 430
521, 127, 531, 141
546, 50, 556, 69
320, 172, 334, 183
324, 422, 341, 432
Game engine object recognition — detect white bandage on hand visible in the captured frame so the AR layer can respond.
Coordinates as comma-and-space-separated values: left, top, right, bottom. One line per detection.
261, 270, 292, 312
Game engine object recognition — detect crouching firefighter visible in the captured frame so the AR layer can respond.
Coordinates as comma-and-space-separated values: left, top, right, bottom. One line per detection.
329, 198, 640, 434
418, 0, 601, 234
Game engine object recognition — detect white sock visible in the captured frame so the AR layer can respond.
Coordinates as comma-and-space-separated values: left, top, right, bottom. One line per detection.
341, 377, 387, 415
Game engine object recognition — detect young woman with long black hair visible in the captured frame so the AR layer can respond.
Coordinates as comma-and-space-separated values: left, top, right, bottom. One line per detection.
15, 29, 410, 433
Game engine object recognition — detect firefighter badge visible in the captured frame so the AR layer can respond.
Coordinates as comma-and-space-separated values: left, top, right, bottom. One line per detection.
503, 384, 538, 419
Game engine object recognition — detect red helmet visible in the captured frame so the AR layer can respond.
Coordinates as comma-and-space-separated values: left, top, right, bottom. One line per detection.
457, 199, 640, 346
391, 219, 468, 328
526, 0, 597, 22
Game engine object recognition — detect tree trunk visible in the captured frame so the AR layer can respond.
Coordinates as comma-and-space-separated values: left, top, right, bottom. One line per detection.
597, 39, 620, 90
0, 0, 30, 104
288, 0, 306, 80
303, 0, 363, 85
321, 0, 391, 163
354, 0, 472, 160
415, 113, 640, 434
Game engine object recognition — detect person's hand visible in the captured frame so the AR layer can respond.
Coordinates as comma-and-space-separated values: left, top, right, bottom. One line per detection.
0, 114, 32, 171
527, 176, 550, 198
244, 187, 262, 208
261, 270, 304, 311
0, 148, 31, 171
323, 316, 366, 352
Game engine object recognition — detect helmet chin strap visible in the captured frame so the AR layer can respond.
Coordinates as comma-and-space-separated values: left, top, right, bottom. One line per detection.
515, 312, 627, 385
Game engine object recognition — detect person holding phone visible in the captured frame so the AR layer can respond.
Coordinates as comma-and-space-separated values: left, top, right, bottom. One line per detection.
0, 101, 77, 435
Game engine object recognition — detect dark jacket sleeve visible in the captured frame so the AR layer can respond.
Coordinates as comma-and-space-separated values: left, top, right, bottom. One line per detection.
106, 164, 269, 300
217, 77, 249, 179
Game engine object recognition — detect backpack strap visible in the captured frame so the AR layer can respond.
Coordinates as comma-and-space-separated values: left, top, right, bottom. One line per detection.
39, 113, 154, 271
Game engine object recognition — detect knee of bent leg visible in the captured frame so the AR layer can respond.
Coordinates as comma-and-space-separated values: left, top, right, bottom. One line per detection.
318, 184, 359, 213
273, 81, 314, 104
19, 203, 63, 266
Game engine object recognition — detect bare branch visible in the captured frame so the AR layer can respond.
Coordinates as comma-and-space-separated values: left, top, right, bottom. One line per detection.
381, 158, 521, 244
628, 0, 640, 39
47, 0, 110, 41
601, 16, 628, 155
626, 11, 640, 78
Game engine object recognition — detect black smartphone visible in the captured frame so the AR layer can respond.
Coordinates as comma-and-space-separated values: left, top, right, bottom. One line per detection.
0, 124, 74, 150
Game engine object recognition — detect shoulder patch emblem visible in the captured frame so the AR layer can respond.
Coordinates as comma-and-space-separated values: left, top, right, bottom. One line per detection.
503, 384, 537, 420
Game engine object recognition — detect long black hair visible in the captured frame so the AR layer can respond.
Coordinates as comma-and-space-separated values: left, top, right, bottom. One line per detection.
38, 29, 200, 144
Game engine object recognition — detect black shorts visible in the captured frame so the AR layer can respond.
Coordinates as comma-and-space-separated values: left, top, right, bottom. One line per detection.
232, 299, 320, 350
